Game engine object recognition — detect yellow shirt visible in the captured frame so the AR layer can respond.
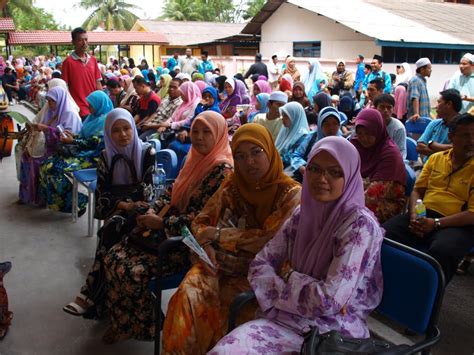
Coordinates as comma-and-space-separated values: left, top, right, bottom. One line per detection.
253, 114, 283, 142
415, 149, 474, 216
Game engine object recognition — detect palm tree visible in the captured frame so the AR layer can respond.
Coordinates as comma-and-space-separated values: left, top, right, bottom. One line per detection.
243, 0, 266, 20
160, 0, 204, 21
1, 0, 36, 18
78, 0, 140, 31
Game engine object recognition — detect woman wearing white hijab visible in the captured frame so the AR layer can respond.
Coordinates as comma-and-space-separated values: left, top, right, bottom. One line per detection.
395, 62, 412, 85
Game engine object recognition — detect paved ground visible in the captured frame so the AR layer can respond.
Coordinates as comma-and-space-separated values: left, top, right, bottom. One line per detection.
0, 105, 472, 355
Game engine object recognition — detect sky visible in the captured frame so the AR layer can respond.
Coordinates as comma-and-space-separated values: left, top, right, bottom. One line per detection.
34, 0, 165, 29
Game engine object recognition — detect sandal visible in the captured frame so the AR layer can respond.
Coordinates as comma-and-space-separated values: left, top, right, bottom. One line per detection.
62, 294, 94, 316
456, 259, 472, 275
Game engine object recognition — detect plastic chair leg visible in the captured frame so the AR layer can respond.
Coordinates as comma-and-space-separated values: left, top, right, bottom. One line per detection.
87, 190, 94, 237
72, 178, 78, 222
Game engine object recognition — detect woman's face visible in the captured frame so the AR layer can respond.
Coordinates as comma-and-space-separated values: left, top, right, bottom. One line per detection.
202, 92, 214, 106
356, 126, 377, 148
233, 141, 271, 183
47, 97, 57, 111
282, 112, 292, 128
253, 85, 261, 97
321, 116, 340, 137
224, 82, 233, 96
111, 119, 133, 147
293, 85, 304, 98
306, 150, 345, 202
159, 77, 165, 87
190, 119, 215, 155
288, 60, 295, 69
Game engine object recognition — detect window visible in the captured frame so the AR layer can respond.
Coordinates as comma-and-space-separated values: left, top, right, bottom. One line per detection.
382, 46, 474, 64
293, 41, 321, 58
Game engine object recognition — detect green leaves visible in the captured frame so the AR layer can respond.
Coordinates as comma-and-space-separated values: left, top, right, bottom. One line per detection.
78, 0, 140, 31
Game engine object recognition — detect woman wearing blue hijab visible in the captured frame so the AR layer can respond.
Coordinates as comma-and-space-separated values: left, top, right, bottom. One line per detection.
194, 86, 220, 116
248, 93, 270, 123
275, 101, 310, 171
303, 59, 327, 105
39, 90, 114, 214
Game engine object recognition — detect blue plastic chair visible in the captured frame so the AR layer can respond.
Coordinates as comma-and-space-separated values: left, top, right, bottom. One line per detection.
405, 164, 416, 197
406, 137, 419, 163
71, 168, 97, 237
148, 236, 187, 355
157, 148, 179, 181
405, 117, 431, 140
148, 138, 161, 152
377, 238, 445, 353
227, 239, 445, 354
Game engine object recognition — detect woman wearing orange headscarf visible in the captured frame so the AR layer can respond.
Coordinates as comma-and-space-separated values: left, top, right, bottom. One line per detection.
281, 56, 301, 82
101, 111, 233, 343
162, 124, 301, 354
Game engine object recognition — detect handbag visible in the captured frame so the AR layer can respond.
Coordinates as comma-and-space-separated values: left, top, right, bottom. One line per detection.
56, 143, 80, 158
301, 328, 411, 355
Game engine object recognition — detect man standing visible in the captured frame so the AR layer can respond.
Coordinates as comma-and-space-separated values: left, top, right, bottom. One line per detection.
198, 51, 214, 74
407, 57, 432, 121
61, 27, 102, 118
354, 54, 365, 100
167, 51, 180, 71
362, 55, 392, 95
179, 48, 199, 75
244, 53, 268, 79
448, 53, 473, 114
267, 54, 280, 89
328, 59, 354, 97
383, 113, 474, 284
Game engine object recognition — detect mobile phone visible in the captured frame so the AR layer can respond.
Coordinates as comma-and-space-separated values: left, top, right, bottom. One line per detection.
57, 124, 67, 138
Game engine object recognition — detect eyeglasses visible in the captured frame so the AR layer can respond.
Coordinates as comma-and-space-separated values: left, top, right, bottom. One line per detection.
306, 165, 344, 179
234, 148, 265, 162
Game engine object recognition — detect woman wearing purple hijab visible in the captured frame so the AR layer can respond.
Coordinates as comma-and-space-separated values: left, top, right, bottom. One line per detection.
210, 137, 384, 353
18, 86, 82, 205
63, 108, 154, 319
350, 108, 407, 223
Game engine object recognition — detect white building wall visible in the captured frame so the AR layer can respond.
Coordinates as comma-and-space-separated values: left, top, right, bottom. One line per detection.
260, 2, 379, 60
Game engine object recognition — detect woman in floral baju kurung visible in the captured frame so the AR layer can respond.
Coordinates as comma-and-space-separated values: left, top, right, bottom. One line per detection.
211, 136, 384, 354
19, 86, 82, 205
39, 90, 113, 213
102, 111, 234, 343
162, 124, 301, 354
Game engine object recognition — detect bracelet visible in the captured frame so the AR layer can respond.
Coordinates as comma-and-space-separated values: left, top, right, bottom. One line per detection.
434, 218, 442, 230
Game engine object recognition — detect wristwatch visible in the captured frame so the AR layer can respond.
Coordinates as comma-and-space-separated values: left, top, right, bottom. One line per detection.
427, 140, 434, 148
434, 218, 441, 230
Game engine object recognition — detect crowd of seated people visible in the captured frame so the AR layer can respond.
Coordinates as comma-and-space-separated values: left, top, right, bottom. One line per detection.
7, 41, 474, 353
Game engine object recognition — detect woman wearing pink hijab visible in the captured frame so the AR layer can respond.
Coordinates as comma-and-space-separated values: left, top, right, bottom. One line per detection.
159, 81, 202, 131
211, 137, 384, 353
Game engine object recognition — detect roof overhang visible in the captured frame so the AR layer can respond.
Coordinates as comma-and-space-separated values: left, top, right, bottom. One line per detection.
7, 31, 169, 46
376, 40, 474, 50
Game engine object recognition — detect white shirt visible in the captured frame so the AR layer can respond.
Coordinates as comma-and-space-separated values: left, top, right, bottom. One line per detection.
268, 60, 280, 82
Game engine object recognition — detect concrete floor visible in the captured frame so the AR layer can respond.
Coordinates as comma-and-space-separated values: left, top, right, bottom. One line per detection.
0, 105, 473, 355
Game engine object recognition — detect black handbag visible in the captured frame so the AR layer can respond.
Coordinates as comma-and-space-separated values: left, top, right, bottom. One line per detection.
56, 143, 81, 158
301, 328, 411, 355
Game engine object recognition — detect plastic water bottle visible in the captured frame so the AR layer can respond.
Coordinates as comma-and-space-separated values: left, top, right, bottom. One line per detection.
152, 163, 167, 202
414, 199, 426, 220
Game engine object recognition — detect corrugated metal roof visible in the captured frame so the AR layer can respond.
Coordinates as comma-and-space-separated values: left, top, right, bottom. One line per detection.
134, 20, 246, 46
288, 0, 474, 45
0, 18, 15, 32
7, 31, 168, 45
242, 0, 474, 45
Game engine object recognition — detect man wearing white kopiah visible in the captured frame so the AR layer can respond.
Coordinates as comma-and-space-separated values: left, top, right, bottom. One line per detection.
448, 53, 474, 114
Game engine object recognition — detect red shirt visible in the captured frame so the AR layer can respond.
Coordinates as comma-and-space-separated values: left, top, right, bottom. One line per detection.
137, 90, 161, 120
62, 54, 101, 117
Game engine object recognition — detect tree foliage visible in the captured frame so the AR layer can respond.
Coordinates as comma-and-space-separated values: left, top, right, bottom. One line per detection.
79, 0, 140, 31
243, 0, 266, 20
10, 3, 60, 30
160, 0, 239, 22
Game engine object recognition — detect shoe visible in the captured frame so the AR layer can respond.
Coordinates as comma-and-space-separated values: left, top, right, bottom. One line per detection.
0, 261, 12, 274
63, 294, 94, 316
